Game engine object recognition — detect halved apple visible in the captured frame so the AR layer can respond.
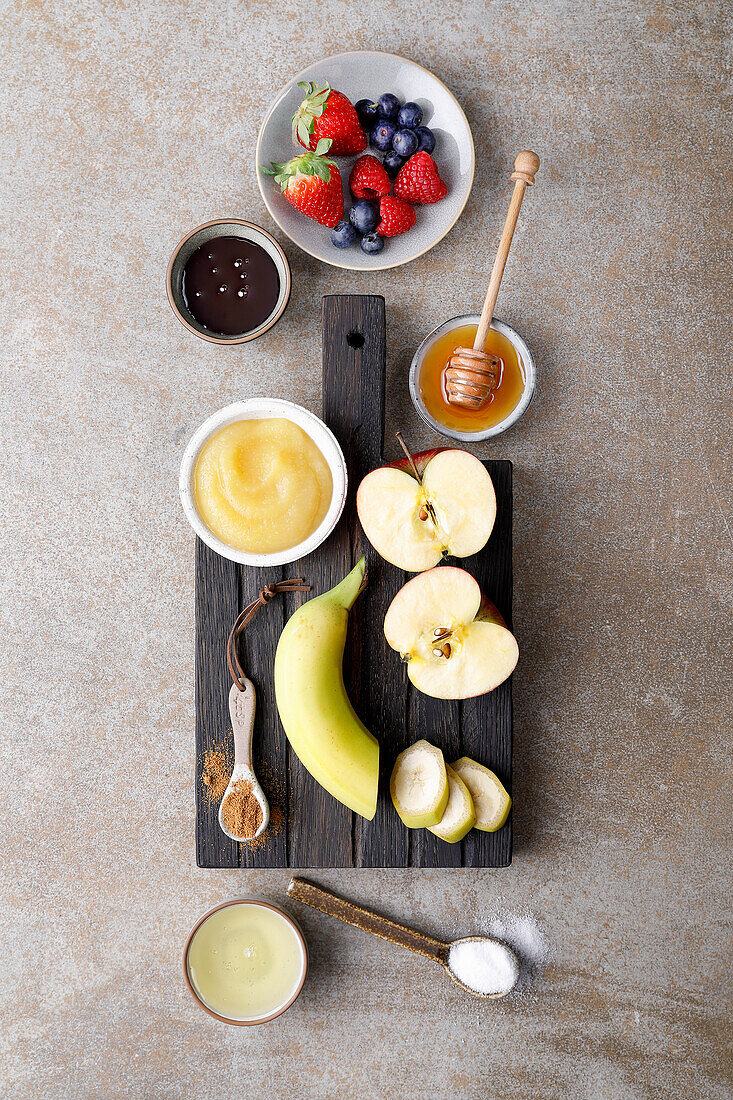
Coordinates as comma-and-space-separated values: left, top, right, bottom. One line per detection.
390, 739, 449, 828
427, 764, 476, 843
451, 757, 511, 831
383, 566, 518, 699
356, 447, 496, 572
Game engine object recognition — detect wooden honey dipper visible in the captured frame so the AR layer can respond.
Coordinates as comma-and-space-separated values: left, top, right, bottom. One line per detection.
444, 150, 540, 409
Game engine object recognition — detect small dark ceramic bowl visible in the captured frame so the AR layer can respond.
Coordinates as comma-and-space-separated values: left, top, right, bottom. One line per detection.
167, 219, 291, 344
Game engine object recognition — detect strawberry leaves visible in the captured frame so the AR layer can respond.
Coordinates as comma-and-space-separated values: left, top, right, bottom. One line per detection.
261, 139, 336, 192
292, 81, 332, 146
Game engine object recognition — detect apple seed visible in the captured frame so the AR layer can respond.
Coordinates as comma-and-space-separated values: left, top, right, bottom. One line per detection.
417, 500, 440, 528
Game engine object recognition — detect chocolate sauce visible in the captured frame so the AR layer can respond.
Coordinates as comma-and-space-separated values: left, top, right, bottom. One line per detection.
182, 236, 280, 336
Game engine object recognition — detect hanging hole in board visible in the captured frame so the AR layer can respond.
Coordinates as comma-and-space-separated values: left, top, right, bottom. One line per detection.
347, 331, 365, 349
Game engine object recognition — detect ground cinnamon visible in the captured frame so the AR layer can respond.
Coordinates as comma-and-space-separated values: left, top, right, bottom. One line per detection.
201, 743, 233, 804
245, 802, 282, 850
221, 779, 263, 839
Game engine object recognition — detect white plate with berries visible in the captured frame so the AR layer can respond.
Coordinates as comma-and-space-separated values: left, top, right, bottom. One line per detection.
256, 50, 475, 270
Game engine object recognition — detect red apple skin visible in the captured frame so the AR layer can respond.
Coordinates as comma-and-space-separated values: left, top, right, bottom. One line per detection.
386, 448, 450, 482
477, 595, 508, 630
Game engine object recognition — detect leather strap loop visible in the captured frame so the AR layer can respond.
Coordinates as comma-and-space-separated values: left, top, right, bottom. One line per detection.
227, 578, 311, 690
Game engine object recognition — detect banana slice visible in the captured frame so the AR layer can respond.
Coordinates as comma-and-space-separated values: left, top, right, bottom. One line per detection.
428, 765, 476, 843
451, 757, 511, 832
390, 740, 449, 828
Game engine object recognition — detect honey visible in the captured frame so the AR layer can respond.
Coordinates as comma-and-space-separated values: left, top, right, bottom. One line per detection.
417, 323, 526, 433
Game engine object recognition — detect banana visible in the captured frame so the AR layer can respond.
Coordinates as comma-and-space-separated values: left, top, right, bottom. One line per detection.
427, 764, 476, 843
274, 557, 379, 820
390, 739, 449, 828
451, 757, 511, 832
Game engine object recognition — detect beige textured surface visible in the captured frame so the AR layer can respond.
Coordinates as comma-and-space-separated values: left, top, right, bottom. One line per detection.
1, 2, 731, 1097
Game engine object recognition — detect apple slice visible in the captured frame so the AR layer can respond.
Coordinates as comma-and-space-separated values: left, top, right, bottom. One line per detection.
356, 444, 496, 572
383, 566, 518, 699
451, 757, 511, 831
427, 764, 476, 843
390, 739, 449, 828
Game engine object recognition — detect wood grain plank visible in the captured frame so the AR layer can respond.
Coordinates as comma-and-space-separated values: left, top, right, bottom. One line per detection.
318, 296, 412, 868
354, 554, 410, 867
194, 537, 241, 869
286, 295, 388, 866
194, 295, 513, 868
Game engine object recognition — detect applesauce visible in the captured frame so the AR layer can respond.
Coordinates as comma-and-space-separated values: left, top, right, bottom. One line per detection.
194, 418, 333, 554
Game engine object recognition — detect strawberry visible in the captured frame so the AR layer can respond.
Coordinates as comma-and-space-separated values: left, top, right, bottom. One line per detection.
349, 155, 391, 201
292, 82, 367, 156
376, 195, 416, 237
261, 140, 343, 227
393, 152, 448, 204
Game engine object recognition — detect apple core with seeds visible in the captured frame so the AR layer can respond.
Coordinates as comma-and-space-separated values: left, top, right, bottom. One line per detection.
383, 567, 518, 700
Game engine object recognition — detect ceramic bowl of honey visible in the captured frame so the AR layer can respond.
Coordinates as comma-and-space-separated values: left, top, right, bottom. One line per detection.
167, 219, 291, 344
179, 398, 348, 567
183, 899, 308, 1026
409, 315, 536, 441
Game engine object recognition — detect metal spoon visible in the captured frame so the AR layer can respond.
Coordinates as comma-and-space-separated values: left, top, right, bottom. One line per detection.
218, 680, 269, 841
287, 876, 519, 999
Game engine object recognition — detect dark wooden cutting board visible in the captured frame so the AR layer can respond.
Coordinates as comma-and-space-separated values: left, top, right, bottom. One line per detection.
194, 294, 512, 868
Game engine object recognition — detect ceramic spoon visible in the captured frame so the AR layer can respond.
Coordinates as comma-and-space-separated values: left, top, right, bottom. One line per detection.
218, 679, 269, 841
287, 877, 519, 999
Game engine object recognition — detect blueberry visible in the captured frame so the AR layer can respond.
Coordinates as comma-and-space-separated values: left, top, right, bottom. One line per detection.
355, 98, 379, 127
377, 93, 401, 119
370, 120, 396, 152
414, 126, 436, 154
392, 128, 419, 157
349, 200, 380, 234
397, 102, 423, 129
383, 150, 406, 179
331, 220, 358, 248
361, 233, 384, 255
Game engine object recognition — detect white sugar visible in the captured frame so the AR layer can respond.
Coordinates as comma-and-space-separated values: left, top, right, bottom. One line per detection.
448, 939, 519, 995
486, 913, 549, 970
446, 910, 550, 997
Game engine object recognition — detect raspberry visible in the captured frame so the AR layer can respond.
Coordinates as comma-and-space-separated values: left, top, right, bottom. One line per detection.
349, 155, 391, 201
376, 195, 416, 237
393, 152, 448, 205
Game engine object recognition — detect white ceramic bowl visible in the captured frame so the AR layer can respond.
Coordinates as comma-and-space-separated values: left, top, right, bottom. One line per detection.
409, 315, 537, 441
256, 50, 475, 271
179, 398, 347, 567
